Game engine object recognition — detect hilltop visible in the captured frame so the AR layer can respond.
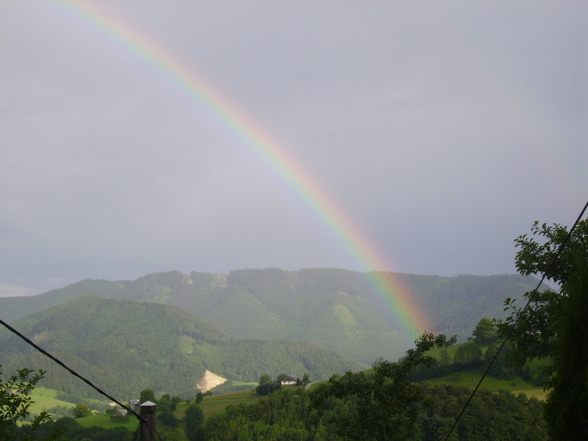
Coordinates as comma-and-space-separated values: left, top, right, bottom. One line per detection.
0, 269, 539, 362
0, 296, 366, 399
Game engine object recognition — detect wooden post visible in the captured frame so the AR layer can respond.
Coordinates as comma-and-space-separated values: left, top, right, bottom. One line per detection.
140, 401, 157, 441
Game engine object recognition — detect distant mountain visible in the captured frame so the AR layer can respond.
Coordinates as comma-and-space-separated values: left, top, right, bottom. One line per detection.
0, 296, 366, 399
0, 268, 540, 362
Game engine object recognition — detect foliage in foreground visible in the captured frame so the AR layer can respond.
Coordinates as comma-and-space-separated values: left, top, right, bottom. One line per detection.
12, 417, 133, 441
309, 333, 455, 440
496, 220, 588, 440
5, 326, 549, 441
0, 366, 66, 441
204, 383, 546, 441
204, 332, 546, 441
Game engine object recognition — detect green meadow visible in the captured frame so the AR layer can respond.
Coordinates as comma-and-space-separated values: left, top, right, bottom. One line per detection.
75, 413, 139, 431
193, 390, 259, 418
27, 387, 75, 417
425, 341, 548, 400
425, 367, 547, 400
72, 389, 260, 431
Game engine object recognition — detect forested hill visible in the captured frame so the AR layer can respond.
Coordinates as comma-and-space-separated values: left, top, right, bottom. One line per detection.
0, 269, 539, 362
0, 296, 366, 399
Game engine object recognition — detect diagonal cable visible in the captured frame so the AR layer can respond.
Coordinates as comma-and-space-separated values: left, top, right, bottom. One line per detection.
0, 317, 145, 423
443, 200, 588, 441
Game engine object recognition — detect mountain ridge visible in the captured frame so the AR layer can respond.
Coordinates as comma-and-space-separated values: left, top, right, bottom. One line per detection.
0, 268, 539, 362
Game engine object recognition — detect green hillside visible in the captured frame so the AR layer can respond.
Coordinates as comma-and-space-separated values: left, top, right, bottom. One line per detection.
26, 387, 76, 418
0, 296, 366, 400
425, 368, 546, 400
0, 269, 540, 362
416, 338, 549, 402
71, 389, 260, 438
21, 336, 549, 440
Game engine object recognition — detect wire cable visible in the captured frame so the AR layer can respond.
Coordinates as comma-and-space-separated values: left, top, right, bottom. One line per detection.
132, 420, 141, 441
0, 317, 145, 423
0, 317, 166, 439
442, 200, 588, 441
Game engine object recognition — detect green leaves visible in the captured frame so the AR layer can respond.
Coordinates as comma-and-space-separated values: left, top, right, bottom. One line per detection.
498, 219, 588, 439
1, 367, 45, 425
72, 403, 92, 418
0, 366, 66, 441
308, 332, 455, 441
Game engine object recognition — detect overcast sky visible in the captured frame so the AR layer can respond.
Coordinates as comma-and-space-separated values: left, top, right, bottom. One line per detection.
1, 1, 586, 296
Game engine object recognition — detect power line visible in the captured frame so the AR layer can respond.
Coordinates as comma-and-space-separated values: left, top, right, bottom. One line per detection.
0, 317, 146, 422
0, 314, 167, 440
442, 200, 588, 441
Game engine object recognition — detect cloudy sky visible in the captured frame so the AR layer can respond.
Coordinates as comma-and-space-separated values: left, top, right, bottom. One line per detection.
1, 1, 586, 296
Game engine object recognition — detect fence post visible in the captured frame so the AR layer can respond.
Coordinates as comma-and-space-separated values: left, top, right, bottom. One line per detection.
140, 401, 157, 441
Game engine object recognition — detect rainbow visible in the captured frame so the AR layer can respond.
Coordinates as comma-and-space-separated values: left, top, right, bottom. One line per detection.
57, 0, 430, 337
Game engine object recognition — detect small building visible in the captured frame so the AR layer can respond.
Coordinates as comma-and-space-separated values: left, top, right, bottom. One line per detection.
280, 375, 298, 386
129, 399, 140, 411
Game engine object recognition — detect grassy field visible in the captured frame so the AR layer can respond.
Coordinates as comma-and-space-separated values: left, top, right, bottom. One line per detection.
186, 390, 259, 418
233, 380, 258, 388
426, 342, 488, 359
32, 386, 60, 398
511, 388, 547, 400
424, 367, 547, 400
72, 388, 260, 431
424, 340, 549, 400
28, 387, 75, 417
28, 386, 113, 419
299, 372, 545, 400
75, 413, 139, 431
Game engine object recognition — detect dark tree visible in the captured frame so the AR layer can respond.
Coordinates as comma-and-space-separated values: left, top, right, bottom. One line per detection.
453, 340, 482, 364
472, 317, 498, 345
255, 380, 281, 396
157, 411, 180, 427
496, 220, 588, 440
73, 403, 92, 418
258, 375, 271, 385
184, 405, 205, 441
139, 388, 156, 404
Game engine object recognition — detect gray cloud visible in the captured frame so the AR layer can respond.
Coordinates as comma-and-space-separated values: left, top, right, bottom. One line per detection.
1, 1, 586, 293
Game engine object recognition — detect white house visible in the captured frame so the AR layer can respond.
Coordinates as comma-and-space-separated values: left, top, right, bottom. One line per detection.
280, 375, 298, 386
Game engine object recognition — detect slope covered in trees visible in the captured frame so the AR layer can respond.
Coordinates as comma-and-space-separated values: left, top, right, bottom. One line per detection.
0, 296, 366, 399
202, 330, 547, 441
202, 385, 546, 441
0, 269, 538, 362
